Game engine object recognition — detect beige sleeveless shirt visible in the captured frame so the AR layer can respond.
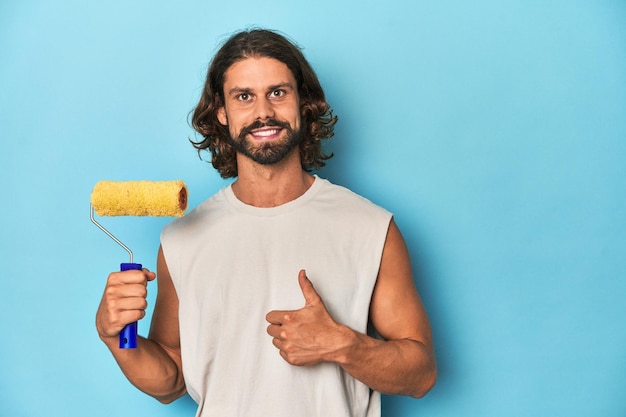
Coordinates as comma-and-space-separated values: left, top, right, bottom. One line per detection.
161, 176, 392, 417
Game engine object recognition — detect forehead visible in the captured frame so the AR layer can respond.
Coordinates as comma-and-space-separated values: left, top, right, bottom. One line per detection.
223, 56, 296, 91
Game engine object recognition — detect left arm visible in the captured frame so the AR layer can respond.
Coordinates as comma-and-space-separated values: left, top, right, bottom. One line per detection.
266, 219, 437, 398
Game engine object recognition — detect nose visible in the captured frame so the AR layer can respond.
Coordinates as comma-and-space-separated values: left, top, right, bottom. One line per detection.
253, 96, 275, 121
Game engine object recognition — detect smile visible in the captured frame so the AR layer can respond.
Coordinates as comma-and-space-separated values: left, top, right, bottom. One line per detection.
249, 127, 283, 140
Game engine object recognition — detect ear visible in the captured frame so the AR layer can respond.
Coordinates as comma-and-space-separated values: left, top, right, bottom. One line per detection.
217, 105, 228, 126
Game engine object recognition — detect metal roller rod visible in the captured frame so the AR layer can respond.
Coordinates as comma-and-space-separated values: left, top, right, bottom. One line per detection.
90, 204, 135, 264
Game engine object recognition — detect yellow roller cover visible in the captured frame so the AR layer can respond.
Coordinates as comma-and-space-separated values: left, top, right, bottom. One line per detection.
91, 180, 188, 217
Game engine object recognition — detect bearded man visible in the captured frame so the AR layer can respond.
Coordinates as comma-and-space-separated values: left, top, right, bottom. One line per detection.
96, 28, 436, 417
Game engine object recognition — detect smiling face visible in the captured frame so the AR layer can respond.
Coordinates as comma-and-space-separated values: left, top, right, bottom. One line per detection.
217, 56, 303, 166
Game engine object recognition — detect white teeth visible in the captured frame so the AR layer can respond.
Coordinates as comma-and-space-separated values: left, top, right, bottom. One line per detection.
252, 129, 279, 137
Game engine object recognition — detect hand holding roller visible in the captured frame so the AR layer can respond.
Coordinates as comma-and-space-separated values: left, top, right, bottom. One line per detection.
91, 180, 187, 349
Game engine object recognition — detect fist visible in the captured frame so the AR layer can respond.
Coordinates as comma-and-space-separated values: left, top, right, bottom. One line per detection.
266, 270, 349, 366
95, 268, 156, 340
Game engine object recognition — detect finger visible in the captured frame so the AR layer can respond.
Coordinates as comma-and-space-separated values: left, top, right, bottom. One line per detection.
272, 337, 284, 351
266, 310, 292, 325
143, 268, 157, 282
266, 323, 281, 337
113, 309, 147, 329
109, 296, 149, 312
298, 269, 321, 306
109, 269, 150, 285
105, 282, 148, 300
99, 299, 148, 337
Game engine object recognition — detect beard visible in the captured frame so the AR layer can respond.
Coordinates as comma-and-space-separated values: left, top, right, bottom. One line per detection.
227, 118, 304, 166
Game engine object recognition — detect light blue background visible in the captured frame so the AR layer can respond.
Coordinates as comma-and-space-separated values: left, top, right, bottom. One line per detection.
1, 1, 624, 416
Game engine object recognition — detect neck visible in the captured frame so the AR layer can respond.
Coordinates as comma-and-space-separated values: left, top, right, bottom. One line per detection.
231, 149, 315, 207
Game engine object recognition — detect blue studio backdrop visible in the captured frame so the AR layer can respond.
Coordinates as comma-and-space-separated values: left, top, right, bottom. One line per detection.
1, 1, 625, 416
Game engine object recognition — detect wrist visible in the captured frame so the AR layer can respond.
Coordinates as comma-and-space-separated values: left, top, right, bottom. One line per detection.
98, 332, 119, 348
325, 324, 360, 365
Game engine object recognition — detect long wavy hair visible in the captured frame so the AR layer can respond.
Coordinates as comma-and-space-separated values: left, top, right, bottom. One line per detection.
190, 29, 338, 178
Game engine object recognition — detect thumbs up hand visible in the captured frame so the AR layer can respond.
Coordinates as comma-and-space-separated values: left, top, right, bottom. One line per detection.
266, 270, 353, 366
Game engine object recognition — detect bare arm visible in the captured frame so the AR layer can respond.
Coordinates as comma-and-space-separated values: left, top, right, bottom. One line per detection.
95, 246, 186, 403
335, 218, 437, 397
266, 219, 436, 398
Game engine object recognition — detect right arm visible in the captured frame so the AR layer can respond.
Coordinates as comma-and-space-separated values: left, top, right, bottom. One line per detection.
95, 245, 186, 403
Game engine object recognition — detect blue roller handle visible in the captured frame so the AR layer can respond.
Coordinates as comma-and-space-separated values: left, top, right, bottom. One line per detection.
120, 262, 142, 349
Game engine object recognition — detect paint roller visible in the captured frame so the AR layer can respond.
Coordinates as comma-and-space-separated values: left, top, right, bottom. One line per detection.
90, 180, 188, 348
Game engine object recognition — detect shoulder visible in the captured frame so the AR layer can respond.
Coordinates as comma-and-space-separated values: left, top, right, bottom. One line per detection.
315, 177, 392, 218
162, 186, 230, 237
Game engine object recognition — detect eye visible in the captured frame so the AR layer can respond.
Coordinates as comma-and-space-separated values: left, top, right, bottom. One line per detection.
270, 89, 286, 98
237, 93, 251, 102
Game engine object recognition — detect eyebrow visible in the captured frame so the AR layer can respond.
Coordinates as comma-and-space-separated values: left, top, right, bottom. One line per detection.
226, 82, 295, 97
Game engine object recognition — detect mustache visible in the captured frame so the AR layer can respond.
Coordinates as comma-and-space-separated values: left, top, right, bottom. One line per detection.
239, 118, 292, 138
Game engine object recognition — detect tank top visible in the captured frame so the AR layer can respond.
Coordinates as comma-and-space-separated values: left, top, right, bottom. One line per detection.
161, 176, 392, 417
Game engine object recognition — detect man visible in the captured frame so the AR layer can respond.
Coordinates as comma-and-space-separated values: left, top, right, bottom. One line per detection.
96, 28, 436, 416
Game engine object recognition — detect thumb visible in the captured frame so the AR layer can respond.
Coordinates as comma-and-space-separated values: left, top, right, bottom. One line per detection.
298, 269, 321, 306
143, 268, 157, 282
